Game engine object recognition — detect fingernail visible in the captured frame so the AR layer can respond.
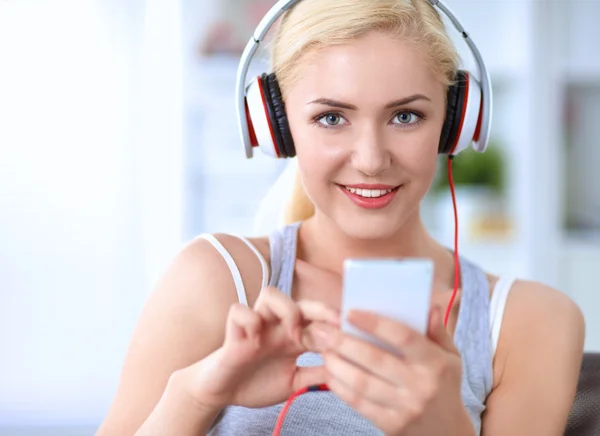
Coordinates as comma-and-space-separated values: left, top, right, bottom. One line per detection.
314, 328, 335, 350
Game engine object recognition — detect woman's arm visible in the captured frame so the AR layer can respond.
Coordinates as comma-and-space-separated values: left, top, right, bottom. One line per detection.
481, 281, 585, 436
95, 235, 264, 436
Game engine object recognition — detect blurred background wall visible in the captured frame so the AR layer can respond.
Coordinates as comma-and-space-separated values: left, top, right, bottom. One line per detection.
0, 0, 598, 434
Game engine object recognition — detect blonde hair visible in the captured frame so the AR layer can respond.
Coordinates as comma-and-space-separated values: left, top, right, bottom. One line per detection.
270, 0, 460, 225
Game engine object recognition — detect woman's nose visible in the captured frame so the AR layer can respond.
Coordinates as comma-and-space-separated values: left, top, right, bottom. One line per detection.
350, 127, 391, 177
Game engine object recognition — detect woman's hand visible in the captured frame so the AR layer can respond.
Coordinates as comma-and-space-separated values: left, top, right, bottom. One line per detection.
321, 305, 475, 436
176, 287, 339, 412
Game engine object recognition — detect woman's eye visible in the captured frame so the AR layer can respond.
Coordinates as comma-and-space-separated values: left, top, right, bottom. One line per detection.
393, 112, 419, 124
318, 113, 346, 126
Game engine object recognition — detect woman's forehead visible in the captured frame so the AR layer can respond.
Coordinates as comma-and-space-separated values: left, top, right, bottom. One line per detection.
288, 32, 443, 105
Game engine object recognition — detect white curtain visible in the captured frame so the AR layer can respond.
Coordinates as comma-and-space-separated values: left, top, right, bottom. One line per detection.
0, 0, 184, 428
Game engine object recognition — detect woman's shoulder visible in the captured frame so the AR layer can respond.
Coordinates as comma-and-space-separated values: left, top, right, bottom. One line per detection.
181, 232, 272, 306
127, 231, 273, 355
496, 277, 584, 332
492, 276, 585, 385
480, 268, 581, 325
137, 231, 273, 347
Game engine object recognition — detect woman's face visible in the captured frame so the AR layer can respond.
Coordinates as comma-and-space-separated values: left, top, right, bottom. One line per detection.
285, 31, 447, 240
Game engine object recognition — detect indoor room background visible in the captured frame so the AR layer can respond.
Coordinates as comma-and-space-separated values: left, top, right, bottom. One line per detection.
0, 0, 598, 434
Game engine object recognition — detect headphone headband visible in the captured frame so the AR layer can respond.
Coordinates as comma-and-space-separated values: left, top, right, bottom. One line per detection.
236, 0, 492, 159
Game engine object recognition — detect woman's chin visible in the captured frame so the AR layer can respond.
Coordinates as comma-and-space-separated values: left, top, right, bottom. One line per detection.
334, 212, 407, 241
311, 192, 421, 241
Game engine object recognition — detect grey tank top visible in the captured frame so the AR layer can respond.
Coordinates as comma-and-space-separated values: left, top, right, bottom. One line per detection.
208, 222, 493, 435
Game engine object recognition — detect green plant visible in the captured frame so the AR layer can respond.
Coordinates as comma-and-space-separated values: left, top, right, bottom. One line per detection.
431, 141, 506, 194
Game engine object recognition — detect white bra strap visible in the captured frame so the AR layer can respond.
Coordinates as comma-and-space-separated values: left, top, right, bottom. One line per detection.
489, 276, 516, 356
235, 235, 270, 290
197, 234, 248, 306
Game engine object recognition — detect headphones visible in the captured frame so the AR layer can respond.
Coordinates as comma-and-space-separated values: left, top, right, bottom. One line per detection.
235, 0, 492, 160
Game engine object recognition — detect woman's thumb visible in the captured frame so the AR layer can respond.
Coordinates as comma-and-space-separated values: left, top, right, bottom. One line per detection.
428, 305, 456, 352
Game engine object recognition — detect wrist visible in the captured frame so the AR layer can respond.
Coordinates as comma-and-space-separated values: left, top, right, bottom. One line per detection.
167, 369, 224, 423
135, 371, 222, 436
174, 352, 233, 412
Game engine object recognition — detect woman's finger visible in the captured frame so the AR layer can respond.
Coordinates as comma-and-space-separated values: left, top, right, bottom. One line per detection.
301, 321, 338, 352
328, 330, 417, 389
254, 287, 302, 340
426, 305, 458, 353
325, 370, 400, 430
346, 309, 448, 363
225, 303, 262, 345
296, 300, 339, 352
323, 350, 406, 408
297, 300, 340, 326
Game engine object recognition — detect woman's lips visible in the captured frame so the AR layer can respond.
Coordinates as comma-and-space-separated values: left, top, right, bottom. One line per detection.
338, 184, 401, 209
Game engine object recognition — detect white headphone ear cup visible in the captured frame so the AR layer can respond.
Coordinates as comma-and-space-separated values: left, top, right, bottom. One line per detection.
452, 72, 483, 155
246, 77, 279, 158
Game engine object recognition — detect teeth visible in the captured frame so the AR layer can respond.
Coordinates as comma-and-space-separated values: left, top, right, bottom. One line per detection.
345, 187, 393, 198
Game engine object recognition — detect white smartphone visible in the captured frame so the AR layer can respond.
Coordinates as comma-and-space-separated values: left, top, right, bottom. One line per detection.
341, 258, 434, 355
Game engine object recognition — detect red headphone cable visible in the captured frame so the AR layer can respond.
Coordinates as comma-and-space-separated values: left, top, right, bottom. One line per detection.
273, 156, 460, 436
272, 384, 329, 434
445, 155, 461, 327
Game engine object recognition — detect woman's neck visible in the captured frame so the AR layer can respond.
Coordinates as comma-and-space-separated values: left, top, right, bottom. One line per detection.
297, 208, 456, 289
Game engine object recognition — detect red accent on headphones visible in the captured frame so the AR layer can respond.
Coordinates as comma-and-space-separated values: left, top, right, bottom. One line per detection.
472, 94, 485, 143
245, 101, 259, 149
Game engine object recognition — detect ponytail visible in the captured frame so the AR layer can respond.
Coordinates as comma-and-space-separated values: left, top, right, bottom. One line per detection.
282, 160, 315, 224
253, 159, 314, 234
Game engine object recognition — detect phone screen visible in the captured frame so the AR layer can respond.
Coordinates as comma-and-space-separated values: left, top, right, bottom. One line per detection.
341, 258, 434, 354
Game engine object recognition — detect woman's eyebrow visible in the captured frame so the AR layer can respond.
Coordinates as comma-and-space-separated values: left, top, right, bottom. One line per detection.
307, 94, 431, 110
384, 94, 431, 108
307, 98, 357, 110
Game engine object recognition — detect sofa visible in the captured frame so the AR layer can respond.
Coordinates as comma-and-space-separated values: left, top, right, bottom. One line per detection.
565, 353, 600, 435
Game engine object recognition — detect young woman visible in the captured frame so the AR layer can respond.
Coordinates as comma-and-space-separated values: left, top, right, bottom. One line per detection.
96, 1, 585, 435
